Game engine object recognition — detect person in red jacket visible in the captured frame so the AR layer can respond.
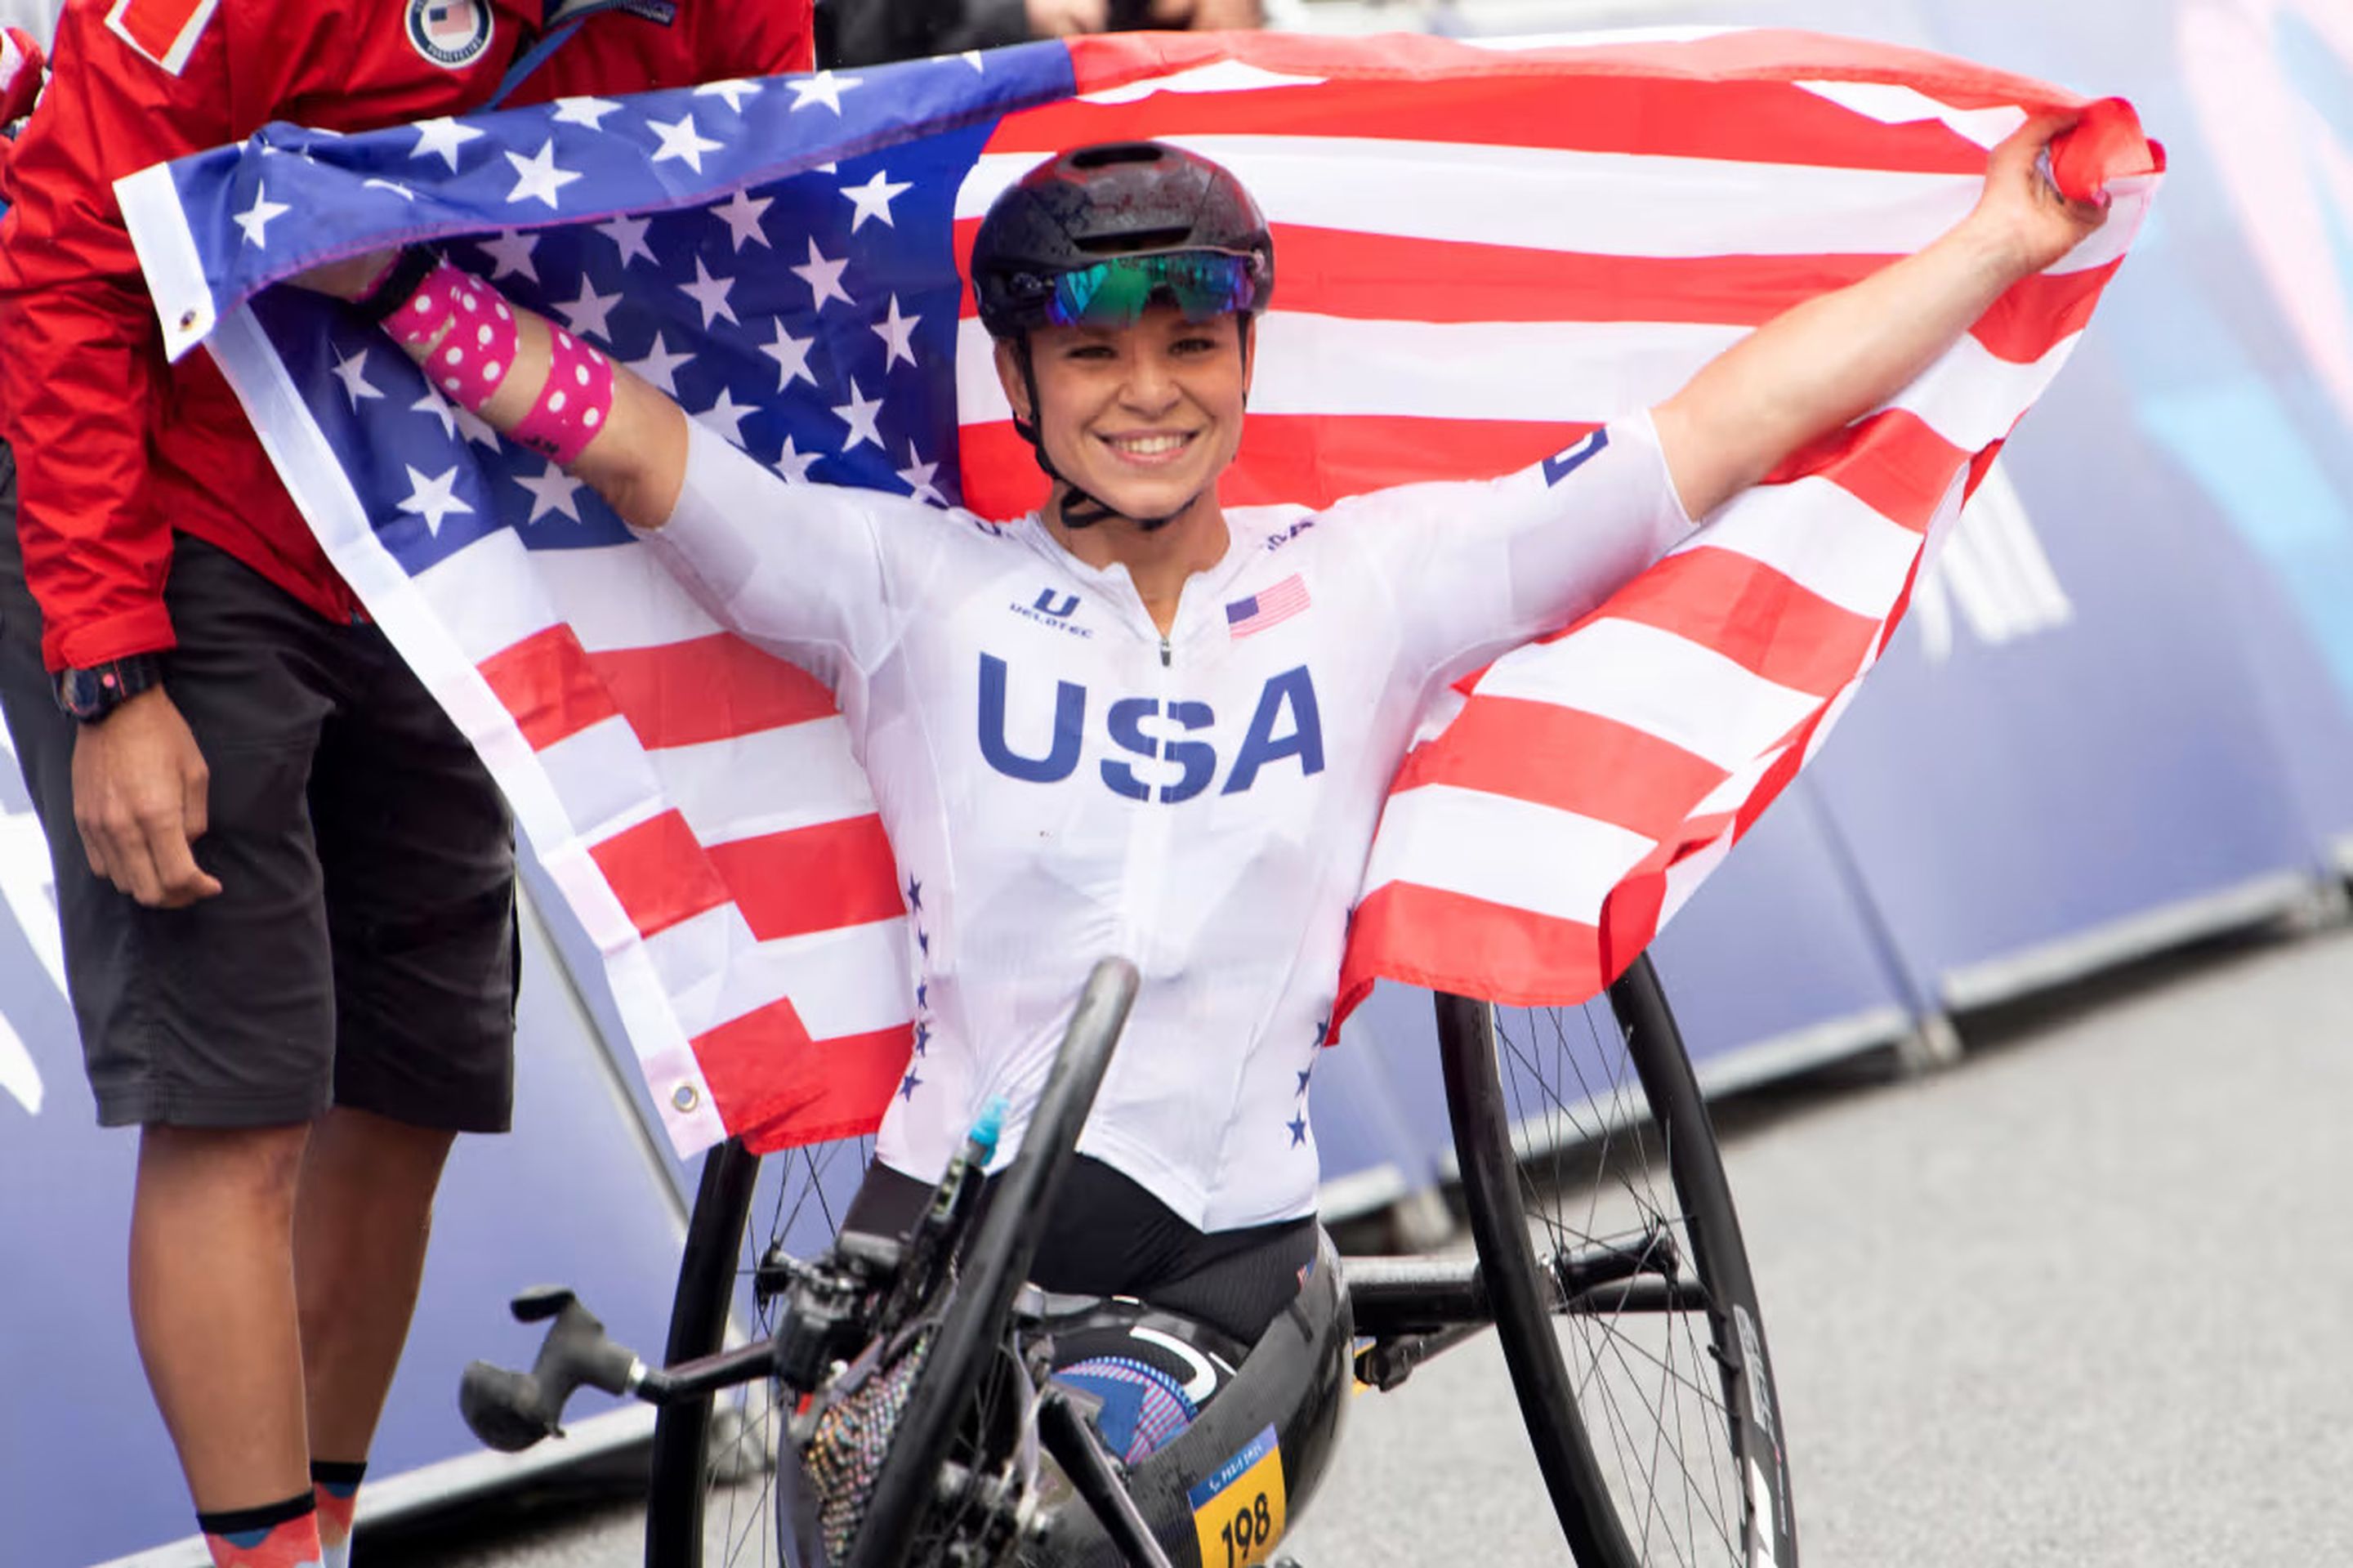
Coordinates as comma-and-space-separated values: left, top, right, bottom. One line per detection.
0, 4, 810, 1565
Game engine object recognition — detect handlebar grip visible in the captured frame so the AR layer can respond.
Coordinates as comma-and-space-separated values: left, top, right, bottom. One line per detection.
456, 1293, 647, 1454
459, 1360, 560, 1453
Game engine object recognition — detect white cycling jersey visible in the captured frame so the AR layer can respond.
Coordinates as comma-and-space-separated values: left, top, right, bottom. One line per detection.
649, 412, 1692, 1231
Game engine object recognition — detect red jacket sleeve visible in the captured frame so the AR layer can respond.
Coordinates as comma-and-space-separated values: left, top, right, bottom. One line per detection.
0, 2, 231, 669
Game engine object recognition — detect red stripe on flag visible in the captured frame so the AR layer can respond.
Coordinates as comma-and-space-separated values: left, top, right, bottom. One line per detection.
1767, 409, 1969, 531
954, 220, 1888, 328
959, 415, 1596, 520
996, 70, 2001, 173
1391, 698, 1728, 843
693, 1003, 909, 1152
1060, 30, 2097, 119
1976, 261, 2120, 363
1336, 882, 1605, 1025
592, 811, 733, 939
1590, 547, 1883, 697
478, 626, 622, 751
708, 815, 907, 942
586, 633, 839, 750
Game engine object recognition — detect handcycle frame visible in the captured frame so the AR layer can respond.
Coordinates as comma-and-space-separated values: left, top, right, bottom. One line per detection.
466, 953, 1790, 1568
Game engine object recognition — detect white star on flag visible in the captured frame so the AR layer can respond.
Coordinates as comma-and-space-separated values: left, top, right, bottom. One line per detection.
410, 386, 458, 440
840, 168, 913, 232
759, 319, 815, 391
552, 279, 623, 343
453, 404, 502, 451
872, 295, 921, 369
648, 113, 724, 174
505, 139, 583, 208
410, 117, 483, 171
514, 462, 587, 524
694, 79, 760, 112
898, 443, 945, 506
234, 182, 291, 248
833, 379, 884, 452
627, 331, 695, 395
396, 465, 474, 537
788, 70, 862, 114
551, 96, 623, 130
792, 239, 852, 311
330, 346, 383, 410
694, 387, 756, 448
597, 212, 659, 269
709, 188, 773, 251
774, 436, 822, 483
476, 230, 541, 283
677, 257, 740, 328
962, 51, 985, 71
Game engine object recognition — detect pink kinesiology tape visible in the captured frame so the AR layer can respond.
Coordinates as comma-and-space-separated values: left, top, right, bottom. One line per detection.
514, 327, 615, 465
394, 261, 520, 414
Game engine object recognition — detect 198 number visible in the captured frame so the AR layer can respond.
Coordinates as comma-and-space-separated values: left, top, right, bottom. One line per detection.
1218, 1491, 1276, 1565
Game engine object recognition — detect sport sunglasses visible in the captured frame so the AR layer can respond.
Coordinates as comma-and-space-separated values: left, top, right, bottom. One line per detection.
1044, 250, 1261, 328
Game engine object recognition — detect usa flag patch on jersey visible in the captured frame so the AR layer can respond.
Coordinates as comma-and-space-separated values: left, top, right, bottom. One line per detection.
105, 0, 217, 76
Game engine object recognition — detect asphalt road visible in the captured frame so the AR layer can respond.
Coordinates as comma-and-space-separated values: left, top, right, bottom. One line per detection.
366, 922, 2353, 1568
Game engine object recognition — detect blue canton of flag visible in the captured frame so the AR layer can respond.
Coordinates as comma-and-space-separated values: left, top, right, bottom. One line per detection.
149, 46, 1078, 578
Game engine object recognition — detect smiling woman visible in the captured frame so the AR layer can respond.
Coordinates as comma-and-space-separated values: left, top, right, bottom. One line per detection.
295, 119, 2102, 1553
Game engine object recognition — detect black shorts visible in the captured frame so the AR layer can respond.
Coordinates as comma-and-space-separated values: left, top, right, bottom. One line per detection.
0, 444, 516, 1132
842, 1154, 1317, 1345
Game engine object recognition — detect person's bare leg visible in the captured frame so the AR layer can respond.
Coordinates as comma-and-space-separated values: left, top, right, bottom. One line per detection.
294, 1105, 457, 1463
128, 1121, 314, 1509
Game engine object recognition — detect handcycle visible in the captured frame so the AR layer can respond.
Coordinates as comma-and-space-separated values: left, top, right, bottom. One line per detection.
459, 954, 1797, 1566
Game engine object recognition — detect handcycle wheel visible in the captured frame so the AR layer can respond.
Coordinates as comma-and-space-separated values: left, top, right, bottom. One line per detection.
1439, 954, 1797, 1568
646, 1133, 874, 1568
840, 956, 1140, 1568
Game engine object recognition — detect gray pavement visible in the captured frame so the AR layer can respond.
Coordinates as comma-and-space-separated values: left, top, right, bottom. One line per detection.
368, 924, 2353, 1567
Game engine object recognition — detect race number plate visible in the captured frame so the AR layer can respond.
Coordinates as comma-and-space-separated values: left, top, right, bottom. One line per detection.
1189, 1423, 1287, 1568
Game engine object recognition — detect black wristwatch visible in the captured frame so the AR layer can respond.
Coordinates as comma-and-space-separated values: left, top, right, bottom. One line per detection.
351, 244, 441, 324
55, 653, 165, 723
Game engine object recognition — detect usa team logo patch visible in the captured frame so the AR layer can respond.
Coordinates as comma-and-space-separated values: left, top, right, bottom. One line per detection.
407, 0, 494, 69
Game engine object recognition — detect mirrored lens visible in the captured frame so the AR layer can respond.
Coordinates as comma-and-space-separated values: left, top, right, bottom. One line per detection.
1044, 252, 1256, 328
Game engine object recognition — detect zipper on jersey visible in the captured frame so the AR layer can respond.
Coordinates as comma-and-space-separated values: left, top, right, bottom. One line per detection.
1119, 611, 1181, 978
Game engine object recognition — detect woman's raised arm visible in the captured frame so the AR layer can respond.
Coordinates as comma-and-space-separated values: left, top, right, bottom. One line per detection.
1649, 115, 2110, 522
299, 248, 692, 529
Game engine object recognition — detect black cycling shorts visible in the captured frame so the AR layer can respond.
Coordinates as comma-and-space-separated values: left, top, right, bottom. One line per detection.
842, 1153, 1317, 1345
0, 445, 516, 1132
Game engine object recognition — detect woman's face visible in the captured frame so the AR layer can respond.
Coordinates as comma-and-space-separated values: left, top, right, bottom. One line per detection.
998, 304, 1250, 524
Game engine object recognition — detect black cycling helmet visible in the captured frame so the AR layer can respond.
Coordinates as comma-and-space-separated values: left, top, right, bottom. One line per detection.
971, 141, 1274, 530
971, 141, 1275, 341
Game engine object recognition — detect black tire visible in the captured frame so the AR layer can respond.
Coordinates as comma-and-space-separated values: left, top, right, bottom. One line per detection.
1439, 956, 1797, 1568
842, 956, 1140, 1568
645, 1133, 877, 1568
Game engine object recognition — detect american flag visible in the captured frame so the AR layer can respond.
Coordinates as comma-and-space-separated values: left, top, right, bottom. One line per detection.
1226, 574, 1310, 639
119, 29, 2158, 1155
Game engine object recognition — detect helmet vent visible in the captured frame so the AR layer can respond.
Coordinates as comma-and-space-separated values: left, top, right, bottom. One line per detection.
1069, 142, 1165, 169
1074, 226, 1192, 256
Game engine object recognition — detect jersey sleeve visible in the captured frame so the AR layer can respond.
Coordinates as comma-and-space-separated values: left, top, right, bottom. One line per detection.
642, 420, 945, 695
1336, 408, 1696, 685
0, 0, 234, 668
